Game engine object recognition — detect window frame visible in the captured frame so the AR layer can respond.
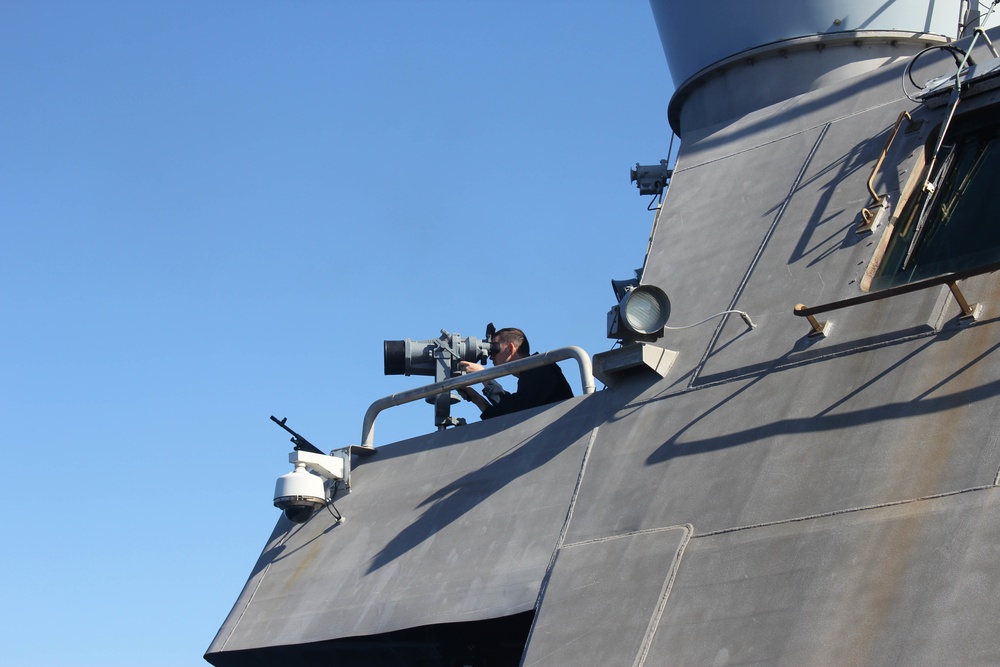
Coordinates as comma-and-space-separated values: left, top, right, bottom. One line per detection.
862, 104, 1000, 292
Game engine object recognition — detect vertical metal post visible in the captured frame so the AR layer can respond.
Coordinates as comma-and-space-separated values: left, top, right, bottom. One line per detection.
795, 304, 829, 337
947, 281, 981, 321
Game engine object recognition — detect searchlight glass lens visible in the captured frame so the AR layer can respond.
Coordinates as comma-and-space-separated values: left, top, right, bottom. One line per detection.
624, 289, 667, 333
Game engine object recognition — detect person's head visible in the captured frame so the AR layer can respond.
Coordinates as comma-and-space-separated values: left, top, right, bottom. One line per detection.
488, 327, 529, 365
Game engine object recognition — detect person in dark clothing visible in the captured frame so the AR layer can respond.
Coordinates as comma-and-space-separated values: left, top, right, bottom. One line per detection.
458, 327, 573, 419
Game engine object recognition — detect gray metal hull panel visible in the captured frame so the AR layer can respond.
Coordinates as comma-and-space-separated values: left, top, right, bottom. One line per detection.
652, 489, 1000, 666
209, 396, 598, 653
568, 320, 1000, 543
521, 526, 691, 666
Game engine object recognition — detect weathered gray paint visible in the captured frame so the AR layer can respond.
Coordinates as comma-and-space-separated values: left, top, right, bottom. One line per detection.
207, 9, 1000, 666
209, 396, 600, 653
652, 491, 1000, 666
522, 527, 691, 666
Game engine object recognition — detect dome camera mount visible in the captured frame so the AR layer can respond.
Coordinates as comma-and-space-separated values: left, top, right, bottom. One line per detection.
273, 449, 351, 524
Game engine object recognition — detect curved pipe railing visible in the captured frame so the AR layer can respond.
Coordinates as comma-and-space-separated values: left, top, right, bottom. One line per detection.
360, 346, 594, 449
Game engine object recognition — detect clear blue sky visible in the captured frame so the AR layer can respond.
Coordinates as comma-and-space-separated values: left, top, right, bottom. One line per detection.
0, 2, 672, 665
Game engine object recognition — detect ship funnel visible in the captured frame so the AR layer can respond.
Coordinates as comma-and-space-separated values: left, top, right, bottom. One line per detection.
650, 0, 993, 134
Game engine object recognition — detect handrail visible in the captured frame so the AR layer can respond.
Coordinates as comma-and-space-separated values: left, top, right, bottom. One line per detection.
857, 111, 912, 235
360, 346, 595, 449
793, 261, 997, 335
866, 112, 913, 204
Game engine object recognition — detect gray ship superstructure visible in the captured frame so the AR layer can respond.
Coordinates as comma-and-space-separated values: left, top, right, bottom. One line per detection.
207, 1, 1000, 664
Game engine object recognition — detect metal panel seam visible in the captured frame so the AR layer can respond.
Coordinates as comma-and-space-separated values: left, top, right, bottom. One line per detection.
633, 524, 694, 667
690, 124, 831, 388
695, 484, 997, 538
522, 426, 601, 648
217, 559, 273, 652
215, 524, 302, 652
677, 98, 905, 173
560, 524, 693, 549
635, 326, 941, 406
541, 425, 599, 566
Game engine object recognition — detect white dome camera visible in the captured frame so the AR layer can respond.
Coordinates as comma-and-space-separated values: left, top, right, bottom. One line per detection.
273, 450, 350, 524
273, 462, 327, 523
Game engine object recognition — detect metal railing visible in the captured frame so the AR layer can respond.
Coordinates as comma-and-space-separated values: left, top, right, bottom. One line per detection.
360, 346, 595, 449
794, 261, 998, 336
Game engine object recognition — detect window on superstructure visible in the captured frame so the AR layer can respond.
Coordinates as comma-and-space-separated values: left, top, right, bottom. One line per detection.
870, 109, 1000, 291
